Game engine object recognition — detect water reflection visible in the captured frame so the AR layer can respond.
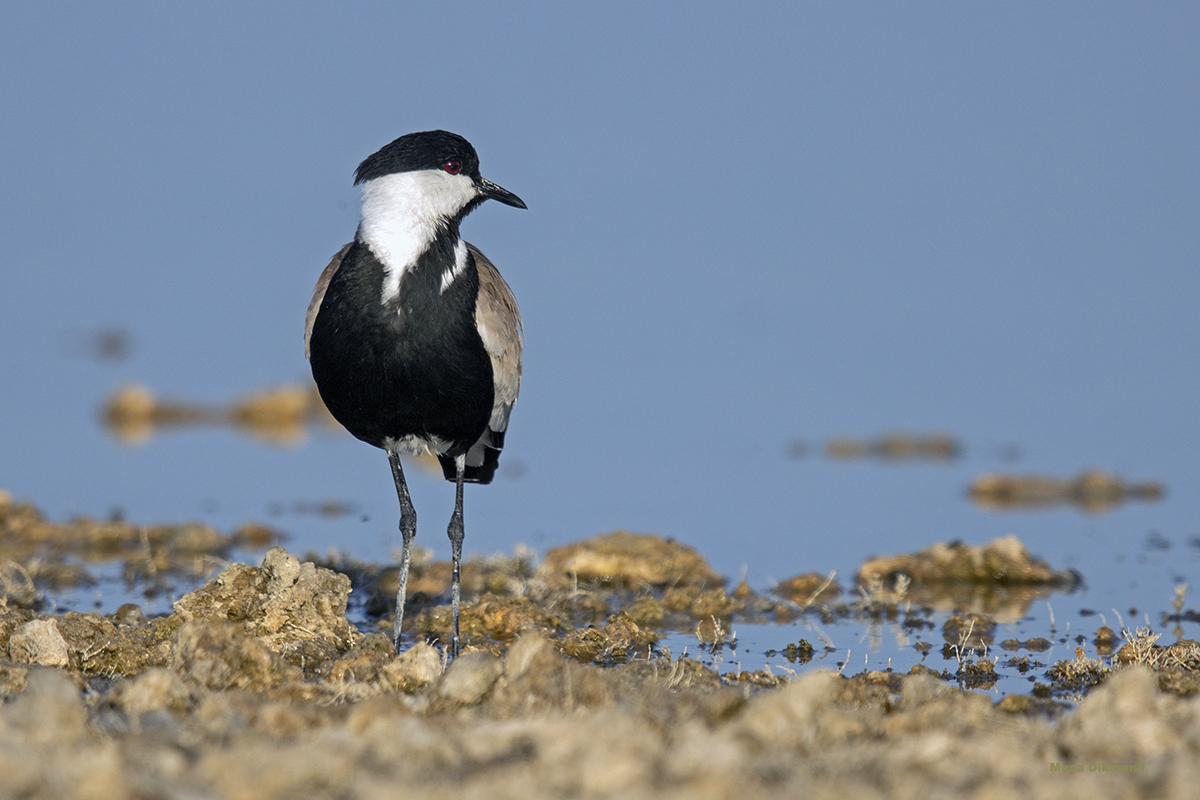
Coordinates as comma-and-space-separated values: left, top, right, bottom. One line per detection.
101, 383, 342, 446
58, 326, 134, 363
787, 432, 962, 461
269, 499, 359, 519
969, 470, 1164, 514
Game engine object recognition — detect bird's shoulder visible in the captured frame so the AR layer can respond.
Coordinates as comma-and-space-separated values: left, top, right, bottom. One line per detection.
468, 243, 523, 350
467, 242, 522, 412
304, 243, 353, 360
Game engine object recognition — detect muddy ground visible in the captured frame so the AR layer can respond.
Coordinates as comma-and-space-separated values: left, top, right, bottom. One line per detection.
1, 490, 1199, 799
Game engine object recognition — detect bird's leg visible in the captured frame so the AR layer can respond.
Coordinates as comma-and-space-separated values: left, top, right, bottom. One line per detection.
387, 448, 417, 654
447, 453, 466, 659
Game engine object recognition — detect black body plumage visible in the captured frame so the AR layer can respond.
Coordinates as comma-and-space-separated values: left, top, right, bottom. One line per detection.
308, 237, 494, 461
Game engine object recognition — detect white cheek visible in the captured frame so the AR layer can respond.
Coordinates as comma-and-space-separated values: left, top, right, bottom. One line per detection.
358, 171, 478, 302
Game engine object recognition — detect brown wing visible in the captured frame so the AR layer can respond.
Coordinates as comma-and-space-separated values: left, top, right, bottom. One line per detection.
469, 242, 523, 432
304, 243, 352, 360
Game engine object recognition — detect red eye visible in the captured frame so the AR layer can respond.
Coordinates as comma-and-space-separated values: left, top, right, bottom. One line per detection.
443, 160, 462, 175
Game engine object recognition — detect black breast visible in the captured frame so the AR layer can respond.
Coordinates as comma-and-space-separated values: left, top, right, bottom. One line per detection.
308, 239, 495, 453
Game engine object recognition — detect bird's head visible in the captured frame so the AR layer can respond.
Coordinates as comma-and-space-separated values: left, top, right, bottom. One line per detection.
354, 130, 526, 226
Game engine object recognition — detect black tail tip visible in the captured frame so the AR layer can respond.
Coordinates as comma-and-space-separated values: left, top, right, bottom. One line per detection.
438, 449, 501, 485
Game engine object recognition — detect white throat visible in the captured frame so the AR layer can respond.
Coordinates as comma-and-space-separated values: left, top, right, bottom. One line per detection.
357, 170, 479, 303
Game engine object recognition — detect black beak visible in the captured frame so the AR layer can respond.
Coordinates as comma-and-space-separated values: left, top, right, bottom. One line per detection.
479, 178, 527, 209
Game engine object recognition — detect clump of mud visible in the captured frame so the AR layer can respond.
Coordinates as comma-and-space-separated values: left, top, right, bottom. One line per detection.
773, 572, 842, 607
312, 529, 777, 653
825, 431, 961, 461
1107, 630, 1200, 696
0, 488, 279, 602
970, 470, 1164, 513
1022, 626, 1200, 705
542, 530, 724, 590
855, 534, 1080, 621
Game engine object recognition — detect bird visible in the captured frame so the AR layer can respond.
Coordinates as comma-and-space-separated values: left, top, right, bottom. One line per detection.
304, 130, 525, 657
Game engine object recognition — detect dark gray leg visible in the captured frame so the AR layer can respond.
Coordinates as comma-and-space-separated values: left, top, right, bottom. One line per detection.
447, 453, 466, 658
387, 448, 417, 654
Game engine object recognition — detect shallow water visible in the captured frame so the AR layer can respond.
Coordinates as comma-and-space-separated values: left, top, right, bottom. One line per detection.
11, 389, 1195, 696
6, 280, 1200, 695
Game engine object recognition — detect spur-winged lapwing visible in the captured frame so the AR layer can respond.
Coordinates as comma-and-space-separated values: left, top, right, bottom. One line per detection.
305, 130, 525, 657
